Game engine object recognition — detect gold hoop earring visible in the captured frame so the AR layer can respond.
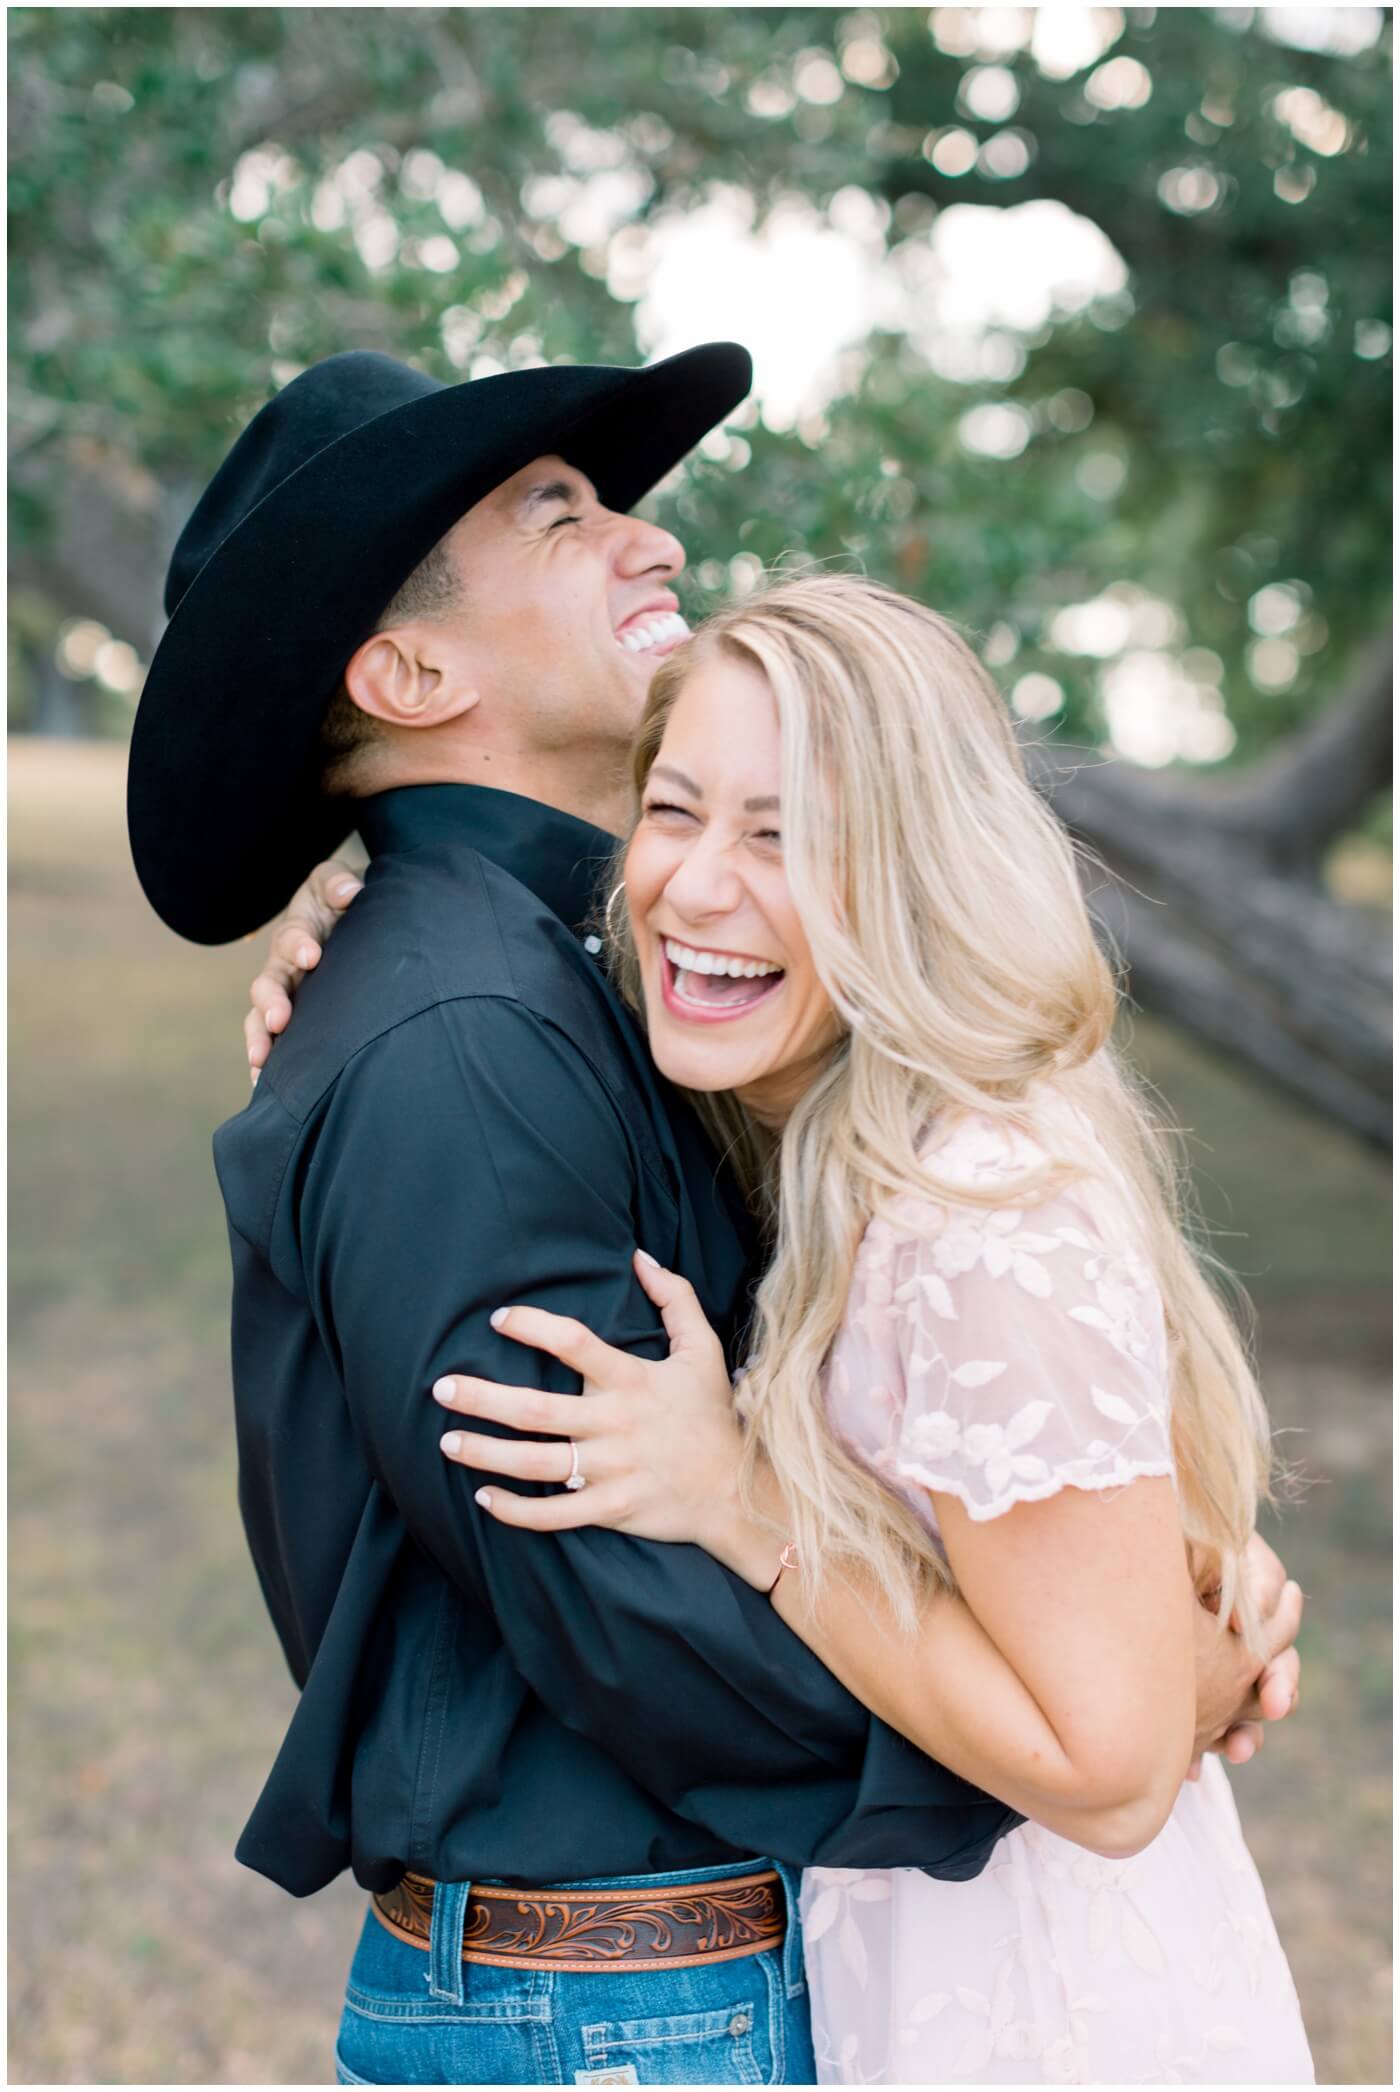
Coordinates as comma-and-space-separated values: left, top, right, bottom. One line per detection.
604, 881, 628, 942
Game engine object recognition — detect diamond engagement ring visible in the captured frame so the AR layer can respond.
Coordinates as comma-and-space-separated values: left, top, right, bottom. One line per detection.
564, 1440, 588, 1491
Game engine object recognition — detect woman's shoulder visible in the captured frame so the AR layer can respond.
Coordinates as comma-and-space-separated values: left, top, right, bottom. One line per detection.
918, 1101, 1057, 1184
877, 1090, 1084, 1212
864, 1089, 1145, 1268
842, 1098, 1175, 1518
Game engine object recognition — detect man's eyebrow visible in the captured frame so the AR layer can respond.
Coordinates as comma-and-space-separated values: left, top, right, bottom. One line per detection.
519, 477, 582, 516
648, 767, 781, 817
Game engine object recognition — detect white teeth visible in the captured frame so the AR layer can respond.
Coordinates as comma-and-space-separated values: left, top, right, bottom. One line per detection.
664, 938, 782, 980
618, 611, 690, 654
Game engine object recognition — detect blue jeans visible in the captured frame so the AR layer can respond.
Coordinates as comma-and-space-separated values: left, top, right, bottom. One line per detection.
334, 1858, 816, 2085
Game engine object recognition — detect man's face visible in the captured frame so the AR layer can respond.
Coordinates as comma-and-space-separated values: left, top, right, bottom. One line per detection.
442, 454, 690, 757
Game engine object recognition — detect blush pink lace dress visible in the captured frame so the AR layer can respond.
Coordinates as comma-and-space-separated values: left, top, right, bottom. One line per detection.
800, 1106, 1313, 2086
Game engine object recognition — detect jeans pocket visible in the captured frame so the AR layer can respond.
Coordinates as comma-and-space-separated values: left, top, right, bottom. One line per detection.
337, 1910, 558, 2083
337, 1997, 560, 2085
580, 1999, 765, 2086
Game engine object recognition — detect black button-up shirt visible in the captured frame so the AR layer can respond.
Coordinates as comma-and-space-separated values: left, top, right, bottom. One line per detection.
214, 782, 1016, 1898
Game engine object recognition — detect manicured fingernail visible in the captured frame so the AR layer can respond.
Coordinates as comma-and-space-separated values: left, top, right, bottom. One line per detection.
475, 1488, 492, 1509
635, 1248, 660, 1268
440, 1432, 462, 1454
298, 945, 316, 968
331, 880, 362, 902
250, 1067, 260, 1087
432, 1378, 456, 1403
490, 1308, 510, 1330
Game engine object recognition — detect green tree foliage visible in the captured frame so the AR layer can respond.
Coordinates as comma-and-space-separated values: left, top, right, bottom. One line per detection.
8, 6, 1391, 759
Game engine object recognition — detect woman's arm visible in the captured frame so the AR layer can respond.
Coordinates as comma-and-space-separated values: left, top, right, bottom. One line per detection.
739, 1459, 1197, 1858
437, 1255, 1295, 1860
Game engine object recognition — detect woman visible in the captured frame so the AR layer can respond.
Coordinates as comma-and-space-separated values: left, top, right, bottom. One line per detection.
264, 576, 1313, 2083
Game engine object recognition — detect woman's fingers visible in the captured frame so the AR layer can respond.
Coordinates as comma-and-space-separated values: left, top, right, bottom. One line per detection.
439, 1427, 581, 1485
246, 1005, 274, 1074
432, 1374, 600, 1437
306, 856, 364, 936
280, 858, 363, 950
472, 1479, 632, 1532
250, 919, 324, 1008
243, 863, 362, 1070
631, 1249, 717, 1360
491, 1305, 636, 1387
245, 944, 306, 1071
250, 969, 294, 1029
272, 919, 324, 978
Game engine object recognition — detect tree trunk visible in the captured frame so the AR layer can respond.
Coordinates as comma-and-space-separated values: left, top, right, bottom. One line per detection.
1022, 654, 1392, 1147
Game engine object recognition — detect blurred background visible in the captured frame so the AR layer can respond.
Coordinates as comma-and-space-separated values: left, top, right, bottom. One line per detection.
8, 6, 1391, 2083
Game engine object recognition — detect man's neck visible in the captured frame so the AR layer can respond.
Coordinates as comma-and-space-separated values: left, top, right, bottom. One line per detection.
356, 743, 631, 840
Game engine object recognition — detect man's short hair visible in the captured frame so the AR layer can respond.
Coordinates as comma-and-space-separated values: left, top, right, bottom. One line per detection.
319, 533, 464, 796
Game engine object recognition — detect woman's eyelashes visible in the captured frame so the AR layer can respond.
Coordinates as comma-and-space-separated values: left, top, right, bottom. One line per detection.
642, 800, 781, 848
548, 513, 582, 530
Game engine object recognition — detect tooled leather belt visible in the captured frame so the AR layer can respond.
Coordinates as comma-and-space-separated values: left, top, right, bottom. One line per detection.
371, 1867, 785, 1973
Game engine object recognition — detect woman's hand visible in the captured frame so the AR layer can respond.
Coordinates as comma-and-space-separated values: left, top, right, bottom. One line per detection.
431, 1251, 775, 1584
246, 856, 363, 1078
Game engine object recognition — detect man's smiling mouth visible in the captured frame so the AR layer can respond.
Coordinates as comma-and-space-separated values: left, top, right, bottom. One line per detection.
616, 610, 690, 657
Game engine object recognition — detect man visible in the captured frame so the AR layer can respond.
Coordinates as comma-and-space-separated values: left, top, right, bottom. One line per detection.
130, 346, 1299, 2085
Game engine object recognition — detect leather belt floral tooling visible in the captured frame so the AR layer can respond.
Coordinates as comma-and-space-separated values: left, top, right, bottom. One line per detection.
372, 1868, 786, 1972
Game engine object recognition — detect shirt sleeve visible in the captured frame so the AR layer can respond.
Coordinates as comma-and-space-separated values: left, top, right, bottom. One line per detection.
881, 1143, 1175, 1522
296, 995, 1015, 1871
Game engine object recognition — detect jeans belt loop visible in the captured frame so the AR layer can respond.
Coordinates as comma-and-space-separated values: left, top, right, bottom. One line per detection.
427, 1877, 472, 2003
771, 1859, 807, 1999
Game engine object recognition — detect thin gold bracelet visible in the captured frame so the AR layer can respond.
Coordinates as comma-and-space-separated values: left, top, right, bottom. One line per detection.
766, 1540, 798, 1597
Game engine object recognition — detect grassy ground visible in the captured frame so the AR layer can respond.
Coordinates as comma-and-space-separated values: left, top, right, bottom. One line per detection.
9, 739, 1392, 2085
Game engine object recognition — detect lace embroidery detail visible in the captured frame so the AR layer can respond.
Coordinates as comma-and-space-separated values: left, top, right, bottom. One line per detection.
826, 1108, 1174, 1528
803, 1103, 1312, 2086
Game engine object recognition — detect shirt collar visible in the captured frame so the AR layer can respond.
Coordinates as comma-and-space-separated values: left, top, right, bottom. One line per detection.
355, 783, 620, 940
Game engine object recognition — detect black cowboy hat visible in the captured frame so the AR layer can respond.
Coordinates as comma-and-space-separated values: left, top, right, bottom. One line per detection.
127, 342, 752, 943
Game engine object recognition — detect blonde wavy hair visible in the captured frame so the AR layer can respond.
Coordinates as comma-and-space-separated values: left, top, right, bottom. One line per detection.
605, 573, 1274, 1643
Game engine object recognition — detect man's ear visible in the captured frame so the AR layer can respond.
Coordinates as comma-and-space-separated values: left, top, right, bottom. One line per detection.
343, 626, 480, 731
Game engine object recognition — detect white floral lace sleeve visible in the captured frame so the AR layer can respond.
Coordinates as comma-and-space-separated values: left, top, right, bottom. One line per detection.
809, 1126, 1314, 2090
825, 1111, 1176, 1526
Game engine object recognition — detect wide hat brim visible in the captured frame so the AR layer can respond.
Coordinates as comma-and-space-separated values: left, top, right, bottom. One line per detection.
128, 342, 751, 943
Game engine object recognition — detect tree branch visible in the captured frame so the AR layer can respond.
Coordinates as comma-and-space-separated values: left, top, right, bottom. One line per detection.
1025, 734, 1392, 1144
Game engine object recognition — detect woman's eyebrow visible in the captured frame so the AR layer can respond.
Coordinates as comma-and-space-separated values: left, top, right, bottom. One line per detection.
650, 763, 702, 797
649, 767, 780, 817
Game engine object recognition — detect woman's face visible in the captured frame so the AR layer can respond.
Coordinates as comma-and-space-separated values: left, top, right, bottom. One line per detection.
624, 653, 840, 1126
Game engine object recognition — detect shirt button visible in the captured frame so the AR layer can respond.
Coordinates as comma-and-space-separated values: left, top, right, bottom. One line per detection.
728, 2010, 752, 2038
583, 934, 603, 955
